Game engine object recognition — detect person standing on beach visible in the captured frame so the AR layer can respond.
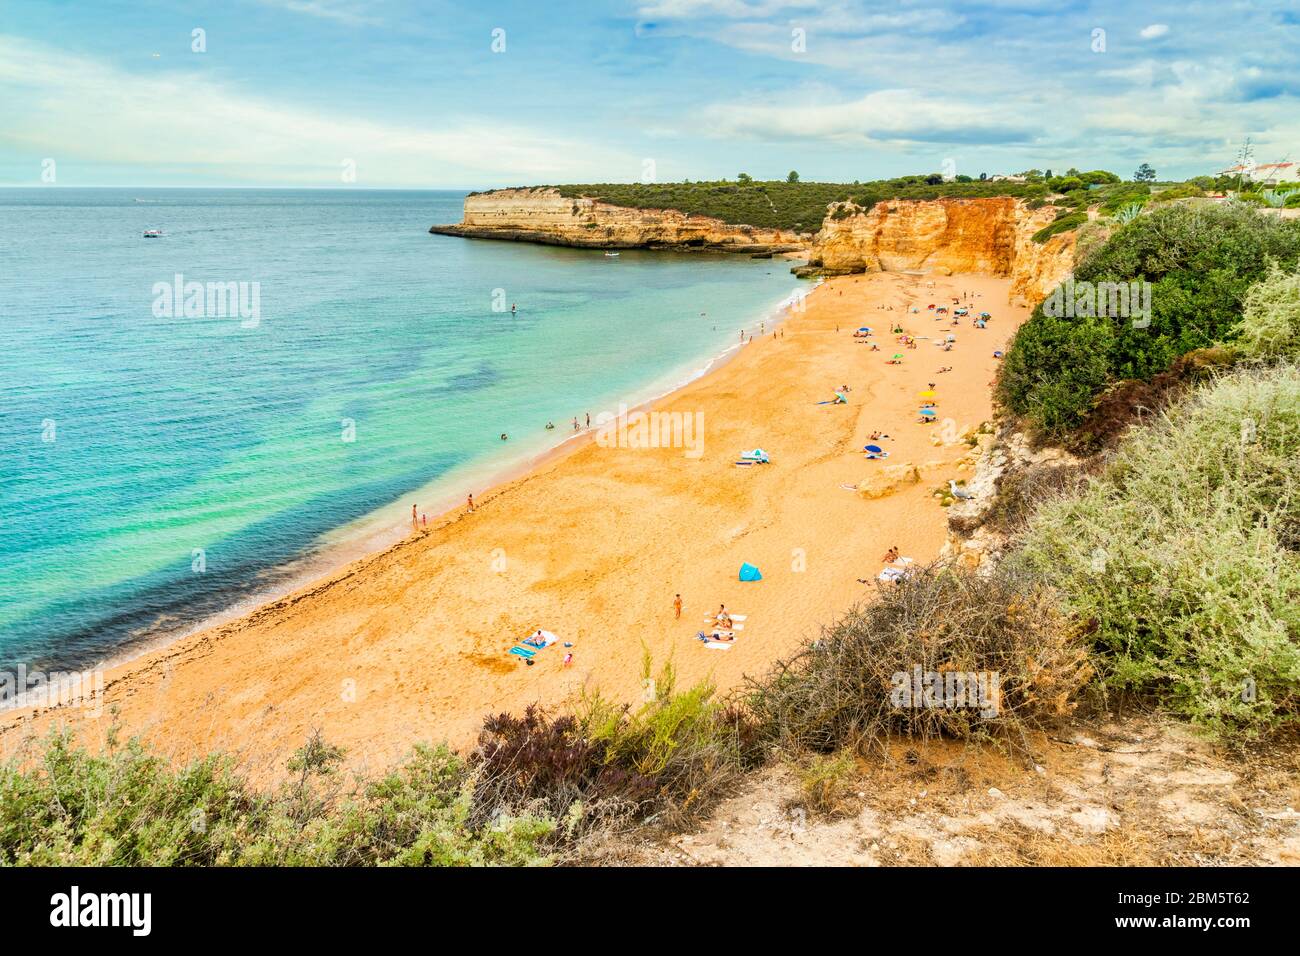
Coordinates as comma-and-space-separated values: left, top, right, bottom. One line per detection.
674, 594, 682, 619
412, 504, 418, 530
466, 493, 475, 513
573, 417, 579, 432
586, 412, 590, 429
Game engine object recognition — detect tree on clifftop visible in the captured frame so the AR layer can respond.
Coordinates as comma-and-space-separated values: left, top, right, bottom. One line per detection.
1133, 163, 1157, 183
737, 172, 752, 184
786, 170, 799, 183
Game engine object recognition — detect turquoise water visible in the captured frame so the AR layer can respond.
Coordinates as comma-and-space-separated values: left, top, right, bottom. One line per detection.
0, 188, 800, 671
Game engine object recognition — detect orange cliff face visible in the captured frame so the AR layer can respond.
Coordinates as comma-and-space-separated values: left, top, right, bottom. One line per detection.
430, 190, 1077, 307
429, 187, 808, 254
807, 197, 1076, 305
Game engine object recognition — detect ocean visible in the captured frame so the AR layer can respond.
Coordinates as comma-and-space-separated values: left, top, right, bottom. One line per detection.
0, 188, 801, 672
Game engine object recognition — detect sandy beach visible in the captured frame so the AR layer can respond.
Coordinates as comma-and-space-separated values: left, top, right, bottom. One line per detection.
2, 270, 1029, 777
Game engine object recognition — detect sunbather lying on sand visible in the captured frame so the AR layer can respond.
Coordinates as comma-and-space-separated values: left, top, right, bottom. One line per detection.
697, 630, 735, 642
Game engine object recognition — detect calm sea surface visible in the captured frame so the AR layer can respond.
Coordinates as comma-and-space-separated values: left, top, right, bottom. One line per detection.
0, 188, 800, 670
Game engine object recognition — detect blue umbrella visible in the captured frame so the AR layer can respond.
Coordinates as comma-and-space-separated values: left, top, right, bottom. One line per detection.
864, 444, 883, 453
919, 408, 937, 417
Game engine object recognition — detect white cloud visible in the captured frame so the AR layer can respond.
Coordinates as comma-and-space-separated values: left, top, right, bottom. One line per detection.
257, 0, 384, 27
0, 36, 631, 186
638, 0, 818, 18
1139, 24, 1170, 39
698, 89, 1031, 146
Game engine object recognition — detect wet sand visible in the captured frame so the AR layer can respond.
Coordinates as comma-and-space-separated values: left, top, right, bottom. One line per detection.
2, 271, 1028, 779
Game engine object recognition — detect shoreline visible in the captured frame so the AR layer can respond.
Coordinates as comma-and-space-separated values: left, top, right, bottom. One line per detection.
2, 271, 1027, 777
0, 283, 810, 702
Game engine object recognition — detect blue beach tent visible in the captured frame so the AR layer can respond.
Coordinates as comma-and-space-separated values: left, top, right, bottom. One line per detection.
739, 562, 763, 582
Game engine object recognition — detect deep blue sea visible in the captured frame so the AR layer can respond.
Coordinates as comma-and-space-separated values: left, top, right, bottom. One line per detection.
0, 188, 800, 671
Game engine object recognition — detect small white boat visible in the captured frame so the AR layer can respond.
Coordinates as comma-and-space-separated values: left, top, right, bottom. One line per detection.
604, 251, 620, 257
142, 229, 163, 238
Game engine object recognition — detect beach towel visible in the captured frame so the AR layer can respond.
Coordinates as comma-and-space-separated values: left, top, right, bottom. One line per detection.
511, 630, 558, 658
522, 630, 559, 649
704, 642, 732, 650
878, 567, 908, 582
739, 562, 763, 582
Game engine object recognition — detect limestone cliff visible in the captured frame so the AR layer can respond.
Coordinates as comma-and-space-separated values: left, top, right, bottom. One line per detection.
804, 198, 1075, 305
431, 190, 1077, 306
430, 187, 807, 254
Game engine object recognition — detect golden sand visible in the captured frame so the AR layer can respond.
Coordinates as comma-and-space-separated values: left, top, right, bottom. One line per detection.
2, 271, 1028, 776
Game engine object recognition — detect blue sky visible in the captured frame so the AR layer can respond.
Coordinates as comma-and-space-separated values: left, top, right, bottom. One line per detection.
1, 0, 1296, 188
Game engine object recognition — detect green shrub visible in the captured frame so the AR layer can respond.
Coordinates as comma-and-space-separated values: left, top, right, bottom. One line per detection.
795, 751, 859, 818
1234, 261, 1300, 361
1031, 211, 1088, 244
997, 314, 1115, 433
0, 660, 763, 866
534, 178, 1049, 232
1149, 182, 1206, 203
1014, 365, 1300, 736
1076, 203, 1300, 373
583, 657, 763, 821
0, 731, 557, 866
999, 203, 1300, 440
1097, 185, 1150, 214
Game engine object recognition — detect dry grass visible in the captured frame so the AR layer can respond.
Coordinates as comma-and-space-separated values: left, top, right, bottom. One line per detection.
748, 562, 1093, 759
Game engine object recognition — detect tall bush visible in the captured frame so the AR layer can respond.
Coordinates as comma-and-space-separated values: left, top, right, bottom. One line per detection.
1014, 365, 1300, 735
